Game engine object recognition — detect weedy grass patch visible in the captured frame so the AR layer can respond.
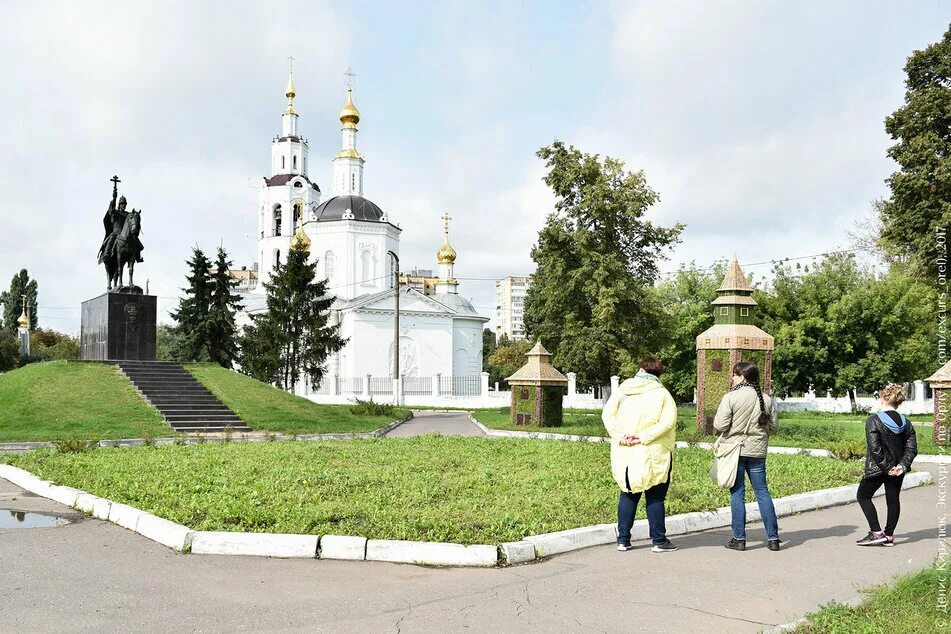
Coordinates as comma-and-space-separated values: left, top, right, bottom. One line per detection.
5, 436, 862, 545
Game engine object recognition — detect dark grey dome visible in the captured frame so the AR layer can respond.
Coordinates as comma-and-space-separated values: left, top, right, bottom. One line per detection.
313, 195, 384, 222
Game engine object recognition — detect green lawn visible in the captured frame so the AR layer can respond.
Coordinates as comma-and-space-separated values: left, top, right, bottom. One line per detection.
186, 364, 410, 435
4, 437, 862, 544
795, 564, 947, 633
474, 407, 945, 455
0, 361, 168, 442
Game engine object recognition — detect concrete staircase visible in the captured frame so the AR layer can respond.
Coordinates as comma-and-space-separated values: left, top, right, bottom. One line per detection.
116, 361, 250, 433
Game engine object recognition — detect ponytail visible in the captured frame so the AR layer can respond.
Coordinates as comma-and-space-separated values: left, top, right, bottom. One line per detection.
733, 361, 771, 429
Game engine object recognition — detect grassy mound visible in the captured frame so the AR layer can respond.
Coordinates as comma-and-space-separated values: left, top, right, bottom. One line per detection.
0, 361, 167, 442
4, 437, 863, 544
796, 564, 945, 633
185, 364, 410, 435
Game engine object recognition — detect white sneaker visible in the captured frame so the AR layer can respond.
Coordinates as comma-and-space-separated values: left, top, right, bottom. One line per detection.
617, 543, 633, 551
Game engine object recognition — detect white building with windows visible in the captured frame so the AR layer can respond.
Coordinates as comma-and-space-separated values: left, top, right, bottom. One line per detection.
245, 72, 488, 391
495, 276, 532, 340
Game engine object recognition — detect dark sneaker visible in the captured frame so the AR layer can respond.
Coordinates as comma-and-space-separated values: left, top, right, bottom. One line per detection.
767, 539, 782, 551
725, 538, 746, 551
856, 531, 887, 546
651, 540, 678, 553
617, 543, 633, 552
883, 535, 895, 547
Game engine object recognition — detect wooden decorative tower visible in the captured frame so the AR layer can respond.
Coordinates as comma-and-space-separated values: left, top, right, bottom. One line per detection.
696, 258, 774, 433
507, 341, 568, 427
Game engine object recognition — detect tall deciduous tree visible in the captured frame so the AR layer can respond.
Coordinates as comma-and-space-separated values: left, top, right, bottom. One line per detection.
759, 254, 936, 410
207, 247, 244, 368
239, 242, 346, 391
487, 337, 533, 386
524, 141, 682, 387
878, 25, 951, 278
169, 247, 213, 362
1, 269, 38, 334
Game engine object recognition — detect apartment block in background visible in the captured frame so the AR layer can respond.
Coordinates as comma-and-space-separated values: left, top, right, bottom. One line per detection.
495, 276, 532, 340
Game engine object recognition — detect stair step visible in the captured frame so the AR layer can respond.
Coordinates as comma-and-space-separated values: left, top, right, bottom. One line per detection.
116, 361, 248, 433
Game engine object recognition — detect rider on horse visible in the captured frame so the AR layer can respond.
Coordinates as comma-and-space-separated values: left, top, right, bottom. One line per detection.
98, 190, 144, 265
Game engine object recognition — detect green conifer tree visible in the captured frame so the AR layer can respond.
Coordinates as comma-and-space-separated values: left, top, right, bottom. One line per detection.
207, 247, 244, 368
169, 247, 213, 362
239, 242, 346, 390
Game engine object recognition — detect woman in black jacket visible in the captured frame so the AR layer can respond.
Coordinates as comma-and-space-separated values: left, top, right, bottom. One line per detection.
856, 384, 918, 547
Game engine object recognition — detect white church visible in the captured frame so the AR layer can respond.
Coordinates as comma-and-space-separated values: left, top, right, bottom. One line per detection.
243, 72, 488, 388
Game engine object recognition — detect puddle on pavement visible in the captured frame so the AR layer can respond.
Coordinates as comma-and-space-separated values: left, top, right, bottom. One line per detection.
0, 510, 72, 528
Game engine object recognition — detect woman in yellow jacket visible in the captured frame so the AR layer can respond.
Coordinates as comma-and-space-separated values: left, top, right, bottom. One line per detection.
602, 357, 679, 552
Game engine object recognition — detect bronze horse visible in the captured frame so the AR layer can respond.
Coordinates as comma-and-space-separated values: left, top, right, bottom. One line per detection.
105, 209, 143, 290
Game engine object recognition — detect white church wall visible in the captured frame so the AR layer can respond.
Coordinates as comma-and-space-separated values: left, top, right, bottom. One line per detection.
452, 320, 484, 376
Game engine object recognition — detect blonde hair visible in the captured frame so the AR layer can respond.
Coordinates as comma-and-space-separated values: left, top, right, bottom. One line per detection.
879, 384, 906, 407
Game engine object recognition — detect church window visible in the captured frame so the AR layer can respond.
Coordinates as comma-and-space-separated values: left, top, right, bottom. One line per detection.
361, 250, 373, 282
351, 173, 356, 191
273, 204, 282, 236
740, 307, 749, 316
274, 249, 281, 268
325, 251, 336, 280
303, 157, 307, 173
282, 156, 285, 170
293, 201, 303, 232
294, 181, 302, 188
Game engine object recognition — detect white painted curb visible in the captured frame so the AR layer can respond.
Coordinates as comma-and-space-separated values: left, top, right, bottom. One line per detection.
524, 523, 617, 557
366, 539, 498, 567
74, 493, 112, 520
191, 531, 319, 558
108, 502, 143, 531
0, 465, 934, 568
499, 540, 536, 565
319, 535, 367, 560
134, 511, 193, 551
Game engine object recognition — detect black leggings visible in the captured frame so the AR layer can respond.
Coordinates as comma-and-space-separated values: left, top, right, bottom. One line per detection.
856, 473, 905, 536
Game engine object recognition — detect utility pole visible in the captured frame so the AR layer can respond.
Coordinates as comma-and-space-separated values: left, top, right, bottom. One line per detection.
387, 250, 400, 390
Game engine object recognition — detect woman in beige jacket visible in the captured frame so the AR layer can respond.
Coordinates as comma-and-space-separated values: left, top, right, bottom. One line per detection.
713, 361, 781, 552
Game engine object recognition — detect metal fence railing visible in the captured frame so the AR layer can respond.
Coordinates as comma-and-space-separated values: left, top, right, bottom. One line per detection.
404, 376, 432, 396
369, 376, 393, 396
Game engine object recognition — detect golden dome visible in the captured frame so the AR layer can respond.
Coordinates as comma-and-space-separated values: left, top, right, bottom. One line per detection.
17, 308, 28, 329
436, 241, 457, 264
339, 87, 360, 127
285, 74, 296, 100
436, 212, 456, 263
334, 148, 363, 160
291, 226, 311, 252
283, 73, 297, 115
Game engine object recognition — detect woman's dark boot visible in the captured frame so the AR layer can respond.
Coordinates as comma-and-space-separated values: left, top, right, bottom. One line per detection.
725, 538, 746, 551
767, 539, 781, 551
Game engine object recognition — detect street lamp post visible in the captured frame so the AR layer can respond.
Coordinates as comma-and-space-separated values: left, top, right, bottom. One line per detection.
387, 250, 400, 401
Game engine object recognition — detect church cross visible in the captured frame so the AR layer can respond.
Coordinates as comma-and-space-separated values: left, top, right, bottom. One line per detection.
345, 67, 356, 89
110, 175, 121, 186
287, 55, 295, 75
441, 212, 452, 236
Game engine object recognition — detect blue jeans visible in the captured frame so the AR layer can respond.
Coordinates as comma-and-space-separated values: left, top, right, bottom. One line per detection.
730, 456, 779, 541
617, 462, 671, 546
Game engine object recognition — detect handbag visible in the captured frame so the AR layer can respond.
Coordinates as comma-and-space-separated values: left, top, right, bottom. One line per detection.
709, 436, 742, 489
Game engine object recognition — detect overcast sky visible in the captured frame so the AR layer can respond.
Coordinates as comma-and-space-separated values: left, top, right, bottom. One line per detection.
2, 1, 947, 334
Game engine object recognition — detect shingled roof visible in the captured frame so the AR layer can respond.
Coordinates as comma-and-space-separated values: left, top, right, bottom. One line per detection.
507, 341, 568, 386
718, 257, 754, 293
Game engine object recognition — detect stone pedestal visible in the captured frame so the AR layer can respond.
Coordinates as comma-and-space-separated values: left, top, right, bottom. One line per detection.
80, 292, 157, 361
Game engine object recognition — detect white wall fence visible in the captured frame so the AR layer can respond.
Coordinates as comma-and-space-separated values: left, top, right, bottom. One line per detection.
303, 371, 606, 409
774, 379, 933, 415
302, 372, 935, 416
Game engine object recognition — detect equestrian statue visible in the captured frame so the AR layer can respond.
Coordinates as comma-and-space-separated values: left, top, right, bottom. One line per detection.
97, 175, 145, 292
